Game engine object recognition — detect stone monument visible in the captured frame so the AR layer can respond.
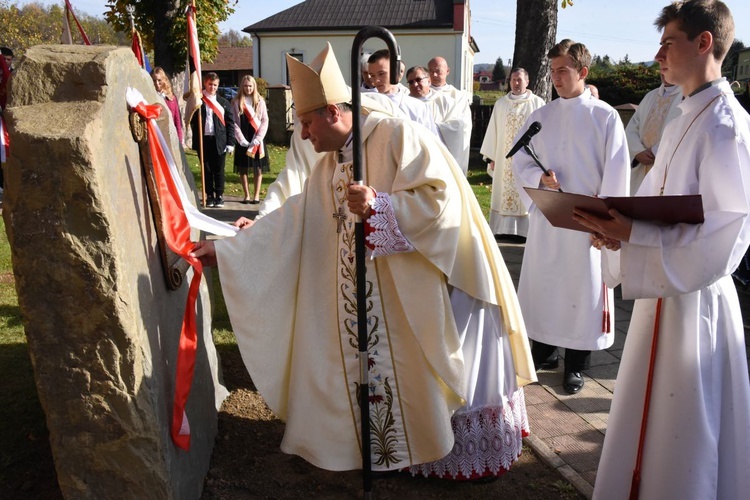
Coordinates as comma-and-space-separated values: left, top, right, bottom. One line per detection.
2, 45, 227, 499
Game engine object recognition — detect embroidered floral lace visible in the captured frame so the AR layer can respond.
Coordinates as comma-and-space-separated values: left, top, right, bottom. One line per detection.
409, 389, 529, 479
366, 192, 415, 258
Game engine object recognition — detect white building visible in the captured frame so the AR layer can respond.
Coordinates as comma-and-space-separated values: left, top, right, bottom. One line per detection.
243, 0, 479, 94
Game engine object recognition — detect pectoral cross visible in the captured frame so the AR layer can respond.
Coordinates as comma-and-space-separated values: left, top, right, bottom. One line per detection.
333, 206, 348, 233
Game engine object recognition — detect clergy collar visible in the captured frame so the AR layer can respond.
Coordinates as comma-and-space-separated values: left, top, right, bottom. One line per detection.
418, 90, 437, 102
688, 77, 725, 98
338, 133, 354, 163
659, 84, 682, 98
508, 91, 530, 100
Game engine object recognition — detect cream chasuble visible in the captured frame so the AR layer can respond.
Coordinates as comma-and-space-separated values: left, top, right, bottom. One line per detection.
480, 91, 545, 236
421, 90, 472, 174
625, 83, 682, 195
594, 80, 750, 500
215, 110, 535, 471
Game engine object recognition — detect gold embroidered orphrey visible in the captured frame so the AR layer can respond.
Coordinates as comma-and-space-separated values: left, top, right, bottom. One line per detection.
333, 161, 407, 468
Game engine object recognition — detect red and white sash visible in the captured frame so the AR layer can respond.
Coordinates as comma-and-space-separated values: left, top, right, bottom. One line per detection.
126, 88, 237, 451
242, 100, 265, 158
202, 94, 225, 126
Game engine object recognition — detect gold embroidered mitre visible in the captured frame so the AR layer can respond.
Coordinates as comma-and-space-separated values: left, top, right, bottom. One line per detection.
286, 42, 350, 115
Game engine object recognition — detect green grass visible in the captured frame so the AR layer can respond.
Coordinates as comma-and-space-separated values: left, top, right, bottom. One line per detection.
0, 218, 50, 487
184, 145, 289, 200
475, 90, 507, 106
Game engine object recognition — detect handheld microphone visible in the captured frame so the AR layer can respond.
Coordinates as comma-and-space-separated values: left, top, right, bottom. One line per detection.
505, 121, 542, 159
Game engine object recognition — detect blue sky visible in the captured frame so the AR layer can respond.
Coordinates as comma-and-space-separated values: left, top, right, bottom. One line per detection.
37, 0, 750, 64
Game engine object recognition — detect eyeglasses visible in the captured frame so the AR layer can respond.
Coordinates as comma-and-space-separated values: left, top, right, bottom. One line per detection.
407, 76, 427, 86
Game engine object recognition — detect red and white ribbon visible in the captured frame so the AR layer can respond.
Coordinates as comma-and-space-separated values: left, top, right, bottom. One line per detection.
242, 103, 265, 158
126, 87, 236, 450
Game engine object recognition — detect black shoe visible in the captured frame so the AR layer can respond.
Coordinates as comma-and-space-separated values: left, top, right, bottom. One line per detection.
206, 197, 216, 208
242, 198, 251, 204
251, 199, 260, 204
214, 196, 224, 208
534, 356, 559, 371
563, 371, 584, 394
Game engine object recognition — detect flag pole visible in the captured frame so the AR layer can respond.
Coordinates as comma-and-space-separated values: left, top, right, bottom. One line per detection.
198, 109, 206, 207
187, 0, 206, 207
350, 26, 400, 499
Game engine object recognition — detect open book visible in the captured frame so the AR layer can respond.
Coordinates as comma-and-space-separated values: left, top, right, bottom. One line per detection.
524, 187, 704, 233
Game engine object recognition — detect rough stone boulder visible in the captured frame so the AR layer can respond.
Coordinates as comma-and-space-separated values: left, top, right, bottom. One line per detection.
2, 45, 227, 499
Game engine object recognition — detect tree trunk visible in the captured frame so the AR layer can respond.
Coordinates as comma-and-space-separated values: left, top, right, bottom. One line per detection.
153, 0, 181, 75
512, 0, 558, 101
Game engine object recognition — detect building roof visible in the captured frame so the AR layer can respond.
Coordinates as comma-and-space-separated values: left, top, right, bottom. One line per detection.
202, 47, 253, 71
244, 0, 459, 33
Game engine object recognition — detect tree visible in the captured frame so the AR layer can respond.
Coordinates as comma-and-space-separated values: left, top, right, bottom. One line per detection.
722, 38, 746, 81
511, 0, 558, 100
0, 0, 124, 55
491, 56, 506, 83
218, 29, 252, 48
104, 0, 236, 76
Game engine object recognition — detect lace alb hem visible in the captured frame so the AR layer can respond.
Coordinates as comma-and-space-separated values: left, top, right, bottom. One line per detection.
408, 388, 529, 479
366, 192, 414, 258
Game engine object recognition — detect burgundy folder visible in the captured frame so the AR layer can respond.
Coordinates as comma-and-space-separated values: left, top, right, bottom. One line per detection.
524, 187, 704, 233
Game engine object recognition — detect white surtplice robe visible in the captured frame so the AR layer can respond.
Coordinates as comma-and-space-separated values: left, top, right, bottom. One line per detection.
258, 114, 323, 217
215, 109, 536, 473
594, 80, 750, 500
512, 88, 630, 350
480, 91, 545, 236
625, 83, 682, 195
419, 90, 472, 175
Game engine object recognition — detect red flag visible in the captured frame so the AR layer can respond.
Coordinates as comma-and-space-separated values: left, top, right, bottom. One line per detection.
130, 29, 151, 72
0, 115, 9, 164
1, 54, 10, 163
0, 52, 10, 110
183, 3, 202, 131
63, 0, 92, 46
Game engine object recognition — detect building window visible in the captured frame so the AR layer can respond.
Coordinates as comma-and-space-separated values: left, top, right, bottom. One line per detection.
285, 52, 304, 86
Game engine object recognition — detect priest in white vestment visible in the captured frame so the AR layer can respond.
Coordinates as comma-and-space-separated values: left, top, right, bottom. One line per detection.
512, 39, 629, 394
367, 49, 439, 137
428, 56, 470, 103
573, 3, 750, 498
407, 65, 472, 174
480, 68, 545, 237
191, 42, 536, 478
625, 73, 682, 195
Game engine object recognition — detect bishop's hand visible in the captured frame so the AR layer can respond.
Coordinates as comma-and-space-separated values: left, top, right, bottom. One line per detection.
189, 240, 217, 267
234, 217, 254, 230
347, 184, 375, 219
